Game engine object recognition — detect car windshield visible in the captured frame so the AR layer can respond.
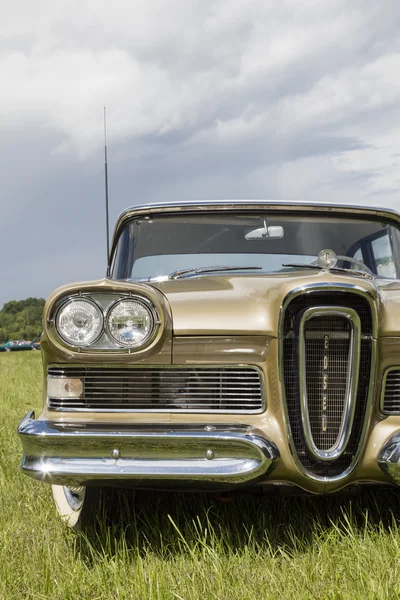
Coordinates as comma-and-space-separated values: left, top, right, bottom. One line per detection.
111, 212, 400, 280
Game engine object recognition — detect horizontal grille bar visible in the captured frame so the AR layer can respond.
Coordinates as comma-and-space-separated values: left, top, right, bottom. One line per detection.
383, 369, 400, 413
49, 369, 258, 375
47, 366, 264, 413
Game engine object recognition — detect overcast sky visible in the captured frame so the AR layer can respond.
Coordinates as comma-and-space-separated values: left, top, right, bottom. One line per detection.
1, 0, 400, 307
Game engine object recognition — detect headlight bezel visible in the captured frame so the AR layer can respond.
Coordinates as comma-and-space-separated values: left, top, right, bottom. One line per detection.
55, 296, 104, 348
105, 296, 159, 349
52, 293, 161, 352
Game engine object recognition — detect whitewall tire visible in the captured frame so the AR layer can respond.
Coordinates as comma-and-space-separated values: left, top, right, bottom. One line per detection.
51, 485, 99, 528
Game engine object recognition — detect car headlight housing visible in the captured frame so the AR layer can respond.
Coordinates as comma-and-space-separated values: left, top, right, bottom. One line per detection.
55, 298, 103, 347
107, 298, 155, 347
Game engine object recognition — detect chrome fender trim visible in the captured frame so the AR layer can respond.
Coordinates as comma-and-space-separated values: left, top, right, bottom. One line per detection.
17, 411, 279, 488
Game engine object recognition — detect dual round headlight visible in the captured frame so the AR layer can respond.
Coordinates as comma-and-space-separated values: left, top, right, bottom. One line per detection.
55, 297, 157, 349
56, 299, 103, 347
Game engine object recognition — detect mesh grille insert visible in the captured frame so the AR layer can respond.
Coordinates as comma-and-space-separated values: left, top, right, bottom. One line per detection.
304, 316, 351, 452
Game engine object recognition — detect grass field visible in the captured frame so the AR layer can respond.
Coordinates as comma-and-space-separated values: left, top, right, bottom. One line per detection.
3, 353, 400, 599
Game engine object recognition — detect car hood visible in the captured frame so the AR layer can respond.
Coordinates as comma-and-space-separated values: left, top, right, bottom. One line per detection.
151, 271, 378, 337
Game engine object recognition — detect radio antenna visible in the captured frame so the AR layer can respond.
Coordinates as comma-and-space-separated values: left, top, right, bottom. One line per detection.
104, 106, 110, 275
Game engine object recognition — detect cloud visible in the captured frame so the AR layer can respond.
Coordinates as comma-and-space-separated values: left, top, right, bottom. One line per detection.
1, 0, 400, 306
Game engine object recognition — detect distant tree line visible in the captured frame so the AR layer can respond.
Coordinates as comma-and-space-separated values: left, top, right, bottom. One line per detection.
0, 298, 45, 342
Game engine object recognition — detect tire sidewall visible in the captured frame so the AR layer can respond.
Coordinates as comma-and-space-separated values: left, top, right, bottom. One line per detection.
51, 484, 93, 528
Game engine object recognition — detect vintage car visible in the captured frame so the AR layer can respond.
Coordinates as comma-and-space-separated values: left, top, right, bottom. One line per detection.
17, 200, 400, 526
30, 338, 41, 351
2, 340, 33, 351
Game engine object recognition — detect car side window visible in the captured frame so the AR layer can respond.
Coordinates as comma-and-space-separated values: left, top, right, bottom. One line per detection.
371, 233, 396, 278
348, 247, 364, 270
353, 247, 363, 262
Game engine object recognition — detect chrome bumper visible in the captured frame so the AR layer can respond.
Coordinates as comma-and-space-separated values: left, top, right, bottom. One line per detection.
378, 432, 400, 486
18, 411, 279, 488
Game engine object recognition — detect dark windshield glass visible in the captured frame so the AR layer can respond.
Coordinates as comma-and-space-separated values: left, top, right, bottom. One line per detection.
111, 213, 400, 280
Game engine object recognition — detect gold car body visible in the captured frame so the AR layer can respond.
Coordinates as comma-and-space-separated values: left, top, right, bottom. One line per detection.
18, 201, 400, 495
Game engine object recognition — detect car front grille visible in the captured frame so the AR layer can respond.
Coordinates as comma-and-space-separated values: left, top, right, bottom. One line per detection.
304, 315, 351, 452
382, 369, 400, 413
282, 290, 373, 478
47, 366, 264, 413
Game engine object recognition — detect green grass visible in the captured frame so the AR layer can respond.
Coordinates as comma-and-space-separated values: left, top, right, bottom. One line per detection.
2, 353, 400, 599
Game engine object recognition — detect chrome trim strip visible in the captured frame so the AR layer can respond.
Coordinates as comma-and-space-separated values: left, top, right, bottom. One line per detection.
46, 364, 266, 415
18, 411, 279, 487
380, 366, 400, 415
297, 306, 361, 461
278, 282, 377, 484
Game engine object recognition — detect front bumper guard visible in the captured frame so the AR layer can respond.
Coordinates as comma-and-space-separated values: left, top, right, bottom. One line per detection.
378, 432, 400, 486
18, 411, 279, 488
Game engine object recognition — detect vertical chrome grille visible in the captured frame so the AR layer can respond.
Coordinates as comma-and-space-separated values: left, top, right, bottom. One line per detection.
299, 309, 360, 461
382, 369, 400, 413
282, 290, 373, 478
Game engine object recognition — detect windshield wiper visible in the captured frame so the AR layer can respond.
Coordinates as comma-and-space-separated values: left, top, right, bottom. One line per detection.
282, 263, 322, 270
282, 255, 374, 278
169, 265, 262, 280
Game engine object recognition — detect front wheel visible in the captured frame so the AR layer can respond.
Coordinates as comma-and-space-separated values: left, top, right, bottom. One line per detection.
51, 485, 101, 528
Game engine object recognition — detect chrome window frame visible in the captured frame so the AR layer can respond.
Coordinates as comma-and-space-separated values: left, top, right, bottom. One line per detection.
109, 201, 400, 278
